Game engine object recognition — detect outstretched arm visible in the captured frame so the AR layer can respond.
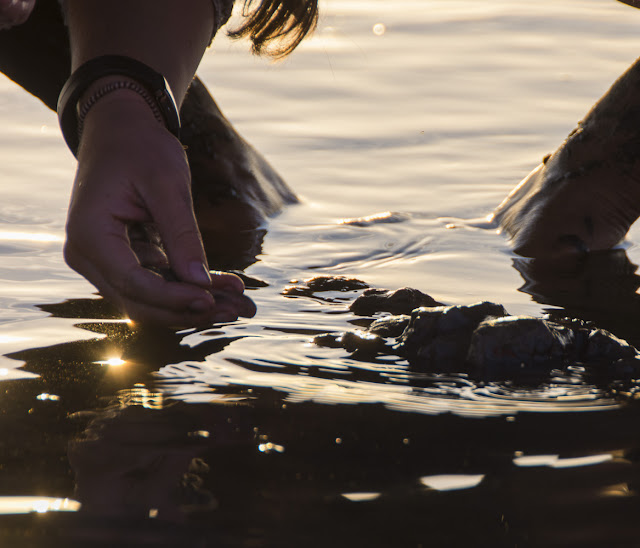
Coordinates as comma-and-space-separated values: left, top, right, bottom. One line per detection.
62, 1, 253, 326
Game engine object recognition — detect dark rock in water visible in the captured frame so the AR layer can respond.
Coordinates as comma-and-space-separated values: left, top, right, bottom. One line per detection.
313, 330, 387, 359
283, 276, 369, 297
468, 317, 640, 383
368, 315, 411, 338
583, 329, 638, 363
312, 333, 345, 349
468, 316, 576, 382
310, 283, 640, 386
350, 287, 442, 316
396, 302, 508, 373
228, 270, 269, 288
340, 331, 388, 359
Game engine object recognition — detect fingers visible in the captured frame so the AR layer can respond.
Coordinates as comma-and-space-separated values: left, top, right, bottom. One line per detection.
0, 0, 35, 29
65, 232, 255, 327
65, 105, 254, 327
210, 270, 245, 294
139, 152, 213, 289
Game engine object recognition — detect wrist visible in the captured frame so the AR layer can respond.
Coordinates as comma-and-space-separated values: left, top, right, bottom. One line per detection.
77, 75, 166, 139
58, 55, 181, 157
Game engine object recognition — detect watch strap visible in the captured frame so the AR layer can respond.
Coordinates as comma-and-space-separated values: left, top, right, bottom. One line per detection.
57, 55, 181, 156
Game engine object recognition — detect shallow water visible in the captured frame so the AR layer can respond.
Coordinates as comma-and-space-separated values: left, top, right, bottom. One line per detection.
3, 0, 640, 546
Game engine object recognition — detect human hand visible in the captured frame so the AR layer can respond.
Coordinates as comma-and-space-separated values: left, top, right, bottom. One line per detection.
64, 87, 256, 326
0, 0, 34, 29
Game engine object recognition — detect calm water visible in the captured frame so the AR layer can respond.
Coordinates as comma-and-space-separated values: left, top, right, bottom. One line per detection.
3, 1, 640, 546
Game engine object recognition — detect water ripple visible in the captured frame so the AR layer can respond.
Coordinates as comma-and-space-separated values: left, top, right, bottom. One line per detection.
155, 355, 618, 417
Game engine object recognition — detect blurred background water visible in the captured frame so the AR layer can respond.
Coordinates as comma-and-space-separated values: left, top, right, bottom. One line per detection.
3, 1, 640, 546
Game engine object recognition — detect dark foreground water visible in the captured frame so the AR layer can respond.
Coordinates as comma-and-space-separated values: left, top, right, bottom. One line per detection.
3, 1, 640, 546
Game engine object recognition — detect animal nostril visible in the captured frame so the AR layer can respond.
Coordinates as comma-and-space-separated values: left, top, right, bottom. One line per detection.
556, 234, 589, 255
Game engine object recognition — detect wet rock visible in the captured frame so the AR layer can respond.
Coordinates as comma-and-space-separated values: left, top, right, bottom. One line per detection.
313, 330, 387, 359
368, 315, 411, 338
395, 302, 508, 372
340, 331, 388, 358
228, 270, 269, 288
468, 316, 576, 382
350, 287, 442, 316
283, 275, 369, 297
583, 329, 638, 363
309, 283, 640, 385
312, 333, 345, 349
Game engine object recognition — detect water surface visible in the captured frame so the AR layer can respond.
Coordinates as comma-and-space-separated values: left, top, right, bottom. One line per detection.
2, 1, 640, 546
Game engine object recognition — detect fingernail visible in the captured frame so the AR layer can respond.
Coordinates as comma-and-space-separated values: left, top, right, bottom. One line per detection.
189, 298, 213, 314
210, 270, 244, 294
188, 261, 212, 287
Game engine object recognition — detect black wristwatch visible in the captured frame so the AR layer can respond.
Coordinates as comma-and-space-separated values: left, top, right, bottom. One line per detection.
57, 55, 181, 156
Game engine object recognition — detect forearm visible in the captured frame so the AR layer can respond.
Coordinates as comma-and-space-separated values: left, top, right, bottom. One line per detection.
64, 0, 214, 105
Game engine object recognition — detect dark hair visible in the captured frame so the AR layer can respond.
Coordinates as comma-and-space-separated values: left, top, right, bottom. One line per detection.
228, 0, 319, 58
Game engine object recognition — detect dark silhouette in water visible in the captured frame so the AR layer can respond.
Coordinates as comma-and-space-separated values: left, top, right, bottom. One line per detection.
493, 53, 640, 263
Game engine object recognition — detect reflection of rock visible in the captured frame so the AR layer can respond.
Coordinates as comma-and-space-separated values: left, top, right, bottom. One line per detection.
310, 278, 640, 385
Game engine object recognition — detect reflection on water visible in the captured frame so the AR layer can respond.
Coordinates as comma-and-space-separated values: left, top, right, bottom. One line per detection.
3, 0, 640, 546
0, 497, 80, 515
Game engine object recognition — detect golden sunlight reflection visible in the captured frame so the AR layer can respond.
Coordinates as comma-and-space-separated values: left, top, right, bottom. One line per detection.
601, 483, 632, 497
420, 475, 485, 491
0, 231, 62, 243
94, 357, 126, 367
373, 23, 386, 36
0, 497, 80, 515
258, 442, 285, 454
189, 430, 210, 438
342, 492, 381, 502
36, 393, 60, 401
513, 453, 614, 468
117, 384, 164, 409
